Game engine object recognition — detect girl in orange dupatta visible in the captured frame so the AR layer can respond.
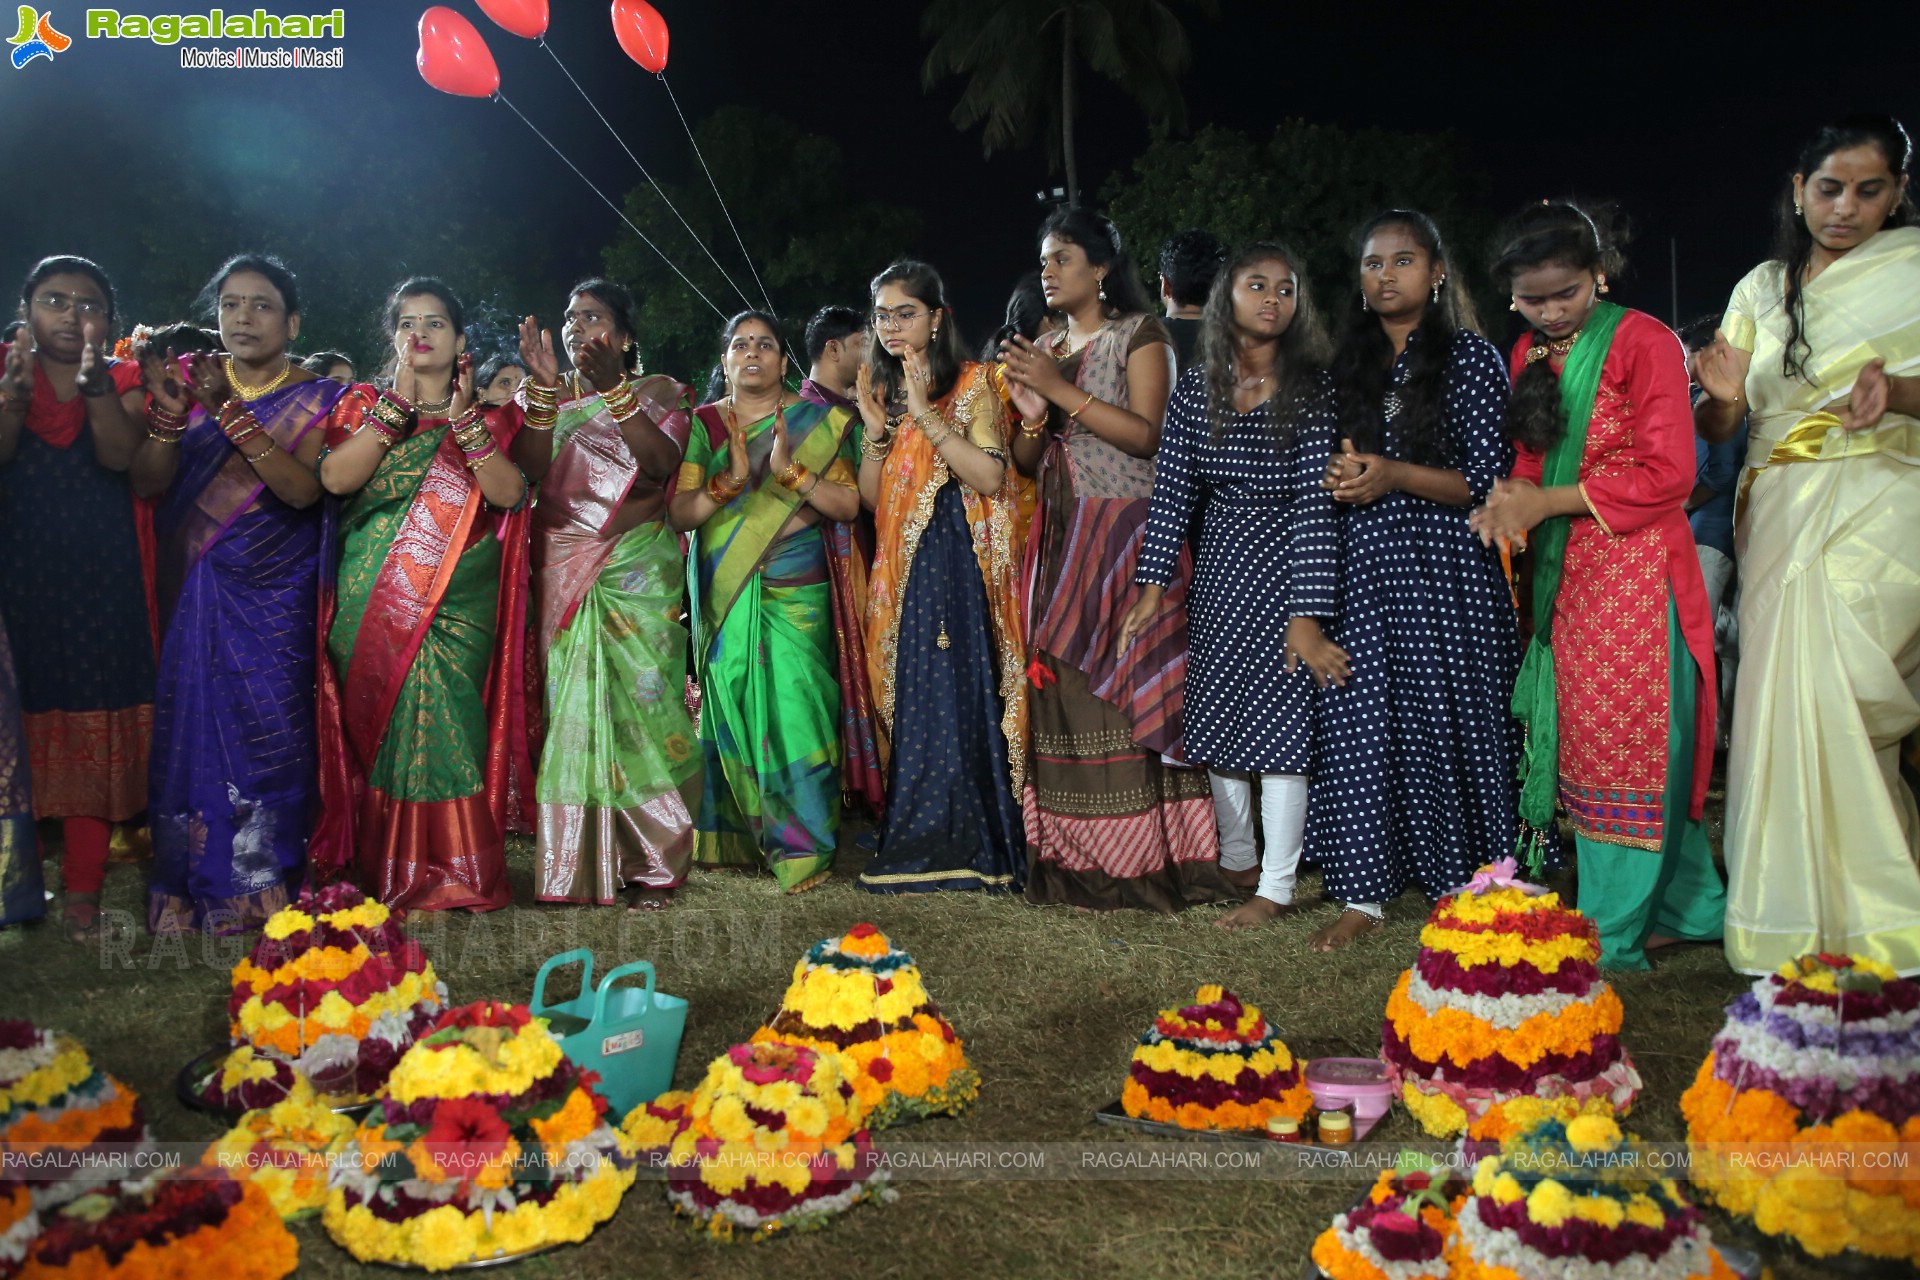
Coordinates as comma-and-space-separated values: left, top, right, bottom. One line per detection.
313, 277, 532, 913
855, 261, 1027, 893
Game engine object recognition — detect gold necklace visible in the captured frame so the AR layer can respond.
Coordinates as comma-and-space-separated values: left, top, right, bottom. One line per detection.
1524, 329, 1583, 366
415, 387, 455, 416
223, 354, 292, 400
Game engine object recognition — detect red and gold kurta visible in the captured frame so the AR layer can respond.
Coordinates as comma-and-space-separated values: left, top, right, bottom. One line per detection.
1510, 309, 1715, 849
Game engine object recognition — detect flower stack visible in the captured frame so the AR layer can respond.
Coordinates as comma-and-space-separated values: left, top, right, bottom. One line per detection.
1120, 984, 1314, 1131
1, 1183, 38, 1279
322, 1002, 634, 1270
0, 1022, 151, 1210
201, 1077, 356, 1220
1680, 953, 1920, 1263
665, 1042, 888, 1243
1448, 1112, 1738, 1280
621, 1091, 691, 1176
751, 924, 977, 1128
1310, 1164, 1469, 1280
1384, 860, 1641, 1138
197, 883, 447, 1110
15, 1173, 297, 1280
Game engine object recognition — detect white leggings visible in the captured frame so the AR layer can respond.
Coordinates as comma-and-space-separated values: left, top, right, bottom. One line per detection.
1210, 770, 1383, 918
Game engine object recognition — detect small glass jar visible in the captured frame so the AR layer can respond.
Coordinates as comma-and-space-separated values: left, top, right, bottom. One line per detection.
1317, 1109, 1354, 1146
1265, 1115, 1303, 1143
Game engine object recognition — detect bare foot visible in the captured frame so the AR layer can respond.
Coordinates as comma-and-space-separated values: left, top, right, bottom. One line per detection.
1217, 897, 1293, 931
1644, 933, 1680, 952
785, 870, 831, 896
61, 893, 116, 945
1309, 909, 1383, 952
1221, 866, 1260, 891
624, 886, 674, 913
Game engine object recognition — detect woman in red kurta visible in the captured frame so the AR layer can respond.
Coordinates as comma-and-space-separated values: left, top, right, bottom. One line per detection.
1471, 204, 1724, 970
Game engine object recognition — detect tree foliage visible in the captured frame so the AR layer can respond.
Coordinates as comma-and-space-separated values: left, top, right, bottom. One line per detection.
921, 0, 1215, 203
602, 106, 922, 389
1102, 120, 1500, 325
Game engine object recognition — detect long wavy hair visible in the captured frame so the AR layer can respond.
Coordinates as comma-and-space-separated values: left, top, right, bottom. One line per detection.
867, 260, 966, 407
1329, 210, 1481, 464
1489, 203, 1625, 454
1773, 113, 1914, 382
1194, 242, 1330, 445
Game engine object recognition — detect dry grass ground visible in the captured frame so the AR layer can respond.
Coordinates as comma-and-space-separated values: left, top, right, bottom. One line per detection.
0, 814, 1841, 1279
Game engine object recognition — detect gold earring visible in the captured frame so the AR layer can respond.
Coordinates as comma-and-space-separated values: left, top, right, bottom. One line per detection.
1509, 300, 1518, 312
623, 339, 633, 352
1597, 277, 1610, 296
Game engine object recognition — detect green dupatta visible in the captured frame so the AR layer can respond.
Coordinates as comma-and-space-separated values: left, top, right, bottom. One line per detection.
1512, 299, 1623, 870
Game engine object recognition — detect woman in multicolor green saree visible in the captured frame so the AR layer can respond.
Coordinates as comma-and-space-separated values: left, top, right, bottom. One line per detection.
511, 279, 700, 911
314, 277, 531, 913
669, 312, 860, 893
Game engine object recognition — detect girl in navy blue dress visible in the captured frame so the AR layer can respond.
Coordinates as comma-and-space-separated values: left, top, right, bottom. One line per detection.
1311, 211, 1521, 950
1121, 242, 1346, 930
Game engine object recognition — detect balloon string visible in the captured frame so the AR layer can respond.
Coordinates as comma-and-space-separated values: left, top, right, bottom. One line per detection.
658, 73, 775, 315
494, 92, 728, 323
538, 39, 757, 314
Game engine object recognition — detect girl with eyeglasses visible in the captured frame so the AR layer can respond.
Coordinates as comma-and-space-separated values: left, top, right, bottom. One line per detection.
854, 260, 1028, 893
0, 256, 155, 944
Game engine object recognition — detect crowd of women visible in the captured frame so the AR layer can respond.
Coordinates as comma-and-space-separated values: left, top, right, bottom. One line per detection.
0, 112, 1913, 977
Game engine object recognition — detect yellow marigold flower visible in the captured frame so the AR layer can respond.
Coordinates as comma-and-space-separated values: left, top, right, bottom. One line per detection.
1566, 1114, 1623, 1154
1571, 1192, 1625, 1228
787, 1097, 829, 1138
489, 1202, 547, 1256
1492, 1174, 1525, 1205
1624, 1194, 1665, 1229
1527, 1179, 1574, 1228
1472, 1156, 1499, 1198
411, 1204, 480, 1269
1195, 984, 1225, 1004
263, 909, 315, 941
531, 1088, 599, 1163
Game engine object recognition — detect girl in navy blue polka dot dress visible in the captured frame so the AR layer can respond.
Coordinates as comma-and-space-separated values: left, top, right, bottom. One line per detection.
1310, 211, 1523, 950
1123, 243, 1347, 931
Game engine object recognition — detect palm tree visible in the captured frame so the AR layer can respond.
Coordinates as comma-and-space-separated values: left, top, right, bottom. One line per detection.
921, 0, 1216, 207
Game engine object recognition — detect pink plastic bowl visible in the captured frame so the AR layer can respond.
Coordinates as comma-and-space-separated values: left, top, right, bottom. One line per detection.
1304, 1057, 1394, 1123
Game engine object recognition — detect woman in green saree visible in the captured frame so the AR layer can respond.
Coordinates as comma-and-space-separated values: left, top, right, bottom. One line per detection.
315, 277, 530, 913
669, 312, 861, 892
511, 279, 700, 911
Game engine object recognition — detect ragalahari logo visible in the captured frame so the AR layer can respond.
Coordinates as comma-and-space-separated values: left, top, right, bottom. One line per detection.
9, 6, 71, 67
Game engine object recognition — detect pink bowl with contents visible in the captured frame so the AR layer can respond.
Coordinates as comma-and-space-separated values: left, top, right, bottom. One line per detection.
1304, 1058, 1394, 1128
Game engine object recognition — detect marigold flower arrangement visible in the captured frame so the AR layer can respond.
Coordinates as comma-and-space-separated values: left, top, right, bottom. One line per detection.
621, 1091, 691, 1176
1, 1182, 39, 1278
1120, 984, 1314, 1131
1311, 1161, 1469, 1280
322, 1002, 635, 1271
201, 1077, 356, 1220
195, 882, 447, 1110
1383, 860, 1641, 1138
15, 1172, 297, 1280
751, 923, 978, 1128
1447, 1112, 1737, 1280
0, 1022, 151, 1211
1680, 952, 1920, 1264
665, 1041, 890, 1243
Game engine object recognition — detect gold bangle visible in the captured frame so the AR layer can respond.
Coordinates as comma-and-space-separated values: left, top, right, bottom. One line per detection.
777, 460, 808, 491
1069, 391, 1095, 420
242, 440, 275, 464
1018, 417, 1047, 437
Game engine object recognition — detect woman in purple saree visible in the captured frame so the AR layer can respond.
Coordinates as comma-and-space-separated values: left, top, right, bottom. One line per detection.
132, 255, 345, 934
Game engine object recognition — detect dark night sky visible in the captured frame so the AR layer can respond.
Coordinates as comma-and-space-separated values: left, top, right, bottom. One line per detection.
2, 0, 1912, 347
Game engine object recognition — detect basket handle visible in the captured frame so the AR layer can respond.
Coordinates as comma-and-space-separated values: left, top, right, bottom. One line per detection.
591, 960, 658, 1026
532, 949, 595, 1015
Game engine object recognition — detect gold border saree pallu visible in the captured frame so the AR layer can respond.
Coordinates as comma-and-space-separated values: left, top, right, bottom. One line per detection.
532, 380, 700, 904
314, 402, 532, 912
685, 400, 852, 891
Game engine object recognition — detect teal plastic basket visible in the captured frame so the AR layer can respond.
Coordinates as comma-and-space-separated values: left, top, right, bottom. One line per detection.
530, 950, 687, 1117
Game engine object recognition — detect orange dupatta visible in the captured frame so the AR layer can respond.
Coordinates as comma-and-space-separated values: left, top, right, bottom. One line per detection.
863, 362, 1029, 794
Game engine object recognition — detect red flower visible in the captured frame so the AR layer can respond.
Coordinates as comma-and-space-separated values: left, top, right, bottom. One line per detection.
875, 978, 894, 996
1815, 952, 1854, 970
421, 1097, 512, 1181
432, 1001, 530, 1034
868, 1058, 895, 1083
847, 923, 880, 939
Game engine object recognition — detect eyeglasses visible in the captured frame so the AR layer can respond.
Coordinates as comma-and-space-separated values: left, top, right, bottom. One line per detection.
871, 306, 929, 331
31, 292, 107, 317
